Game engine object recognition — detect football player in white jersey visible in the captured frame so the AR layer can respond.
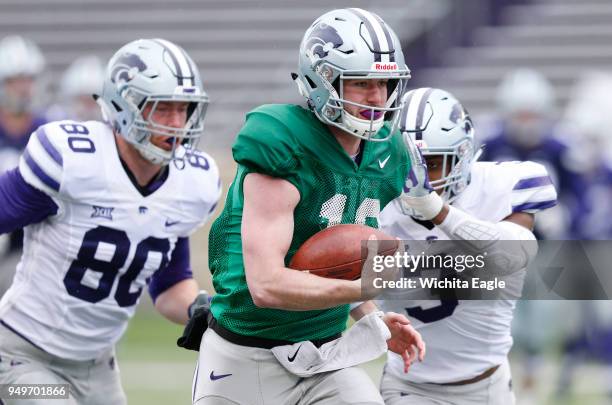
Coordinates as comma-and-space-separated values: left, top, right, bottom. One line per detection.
0, 39, 221, 404
376, 88, 557, 404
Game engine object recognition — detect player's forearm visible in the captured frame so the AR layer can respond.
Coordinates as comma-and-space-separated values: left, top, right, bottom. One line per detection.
431, 203, 449, 225
241, 173, 368, 310
434, 205, 538, 275
154, 278, 199, 325
247, 265, 362, 310
349, 300, 378, 321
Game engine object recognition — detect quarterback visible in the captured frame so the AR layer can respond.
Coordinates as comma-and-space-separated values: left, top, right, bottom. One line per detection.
377, 88, 557, 404
0, 39, 220, 404
195, 8, 423, 405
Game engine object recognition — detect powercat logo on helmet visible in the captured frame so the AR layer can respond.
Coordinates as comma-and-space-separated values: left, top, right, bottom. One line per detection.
111, 53, 147, 84
371, 62, 398, 71
305, 23, 343, 61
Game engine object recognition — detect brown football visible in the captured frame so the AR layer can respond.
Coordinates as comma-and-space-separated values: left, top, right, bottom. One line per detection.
289, 224, 399, 281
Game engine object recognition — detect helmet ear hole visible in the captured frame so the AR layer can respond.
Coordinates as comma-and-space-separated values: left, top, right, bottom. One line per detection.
305, 75, 317, 90
111, 100, 122, 112
464, 117, 474, 135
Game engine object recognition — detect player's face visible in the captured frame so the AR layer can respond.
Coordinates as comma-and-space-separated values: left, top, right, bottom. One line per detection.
342, 79, 388, 120
142, 101, 189, 151
2, 75, 36, 112
424, 155, 447, 196
507, 110, 546, 148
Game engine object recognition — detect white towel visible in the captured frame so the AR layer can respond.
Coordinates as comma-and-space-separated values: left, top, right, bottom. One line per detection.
271, 311, 391, 377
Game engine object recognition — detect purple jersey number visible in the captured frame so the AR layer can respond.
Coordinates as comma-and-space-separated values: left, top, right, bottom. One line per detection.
63, 226, 170, 307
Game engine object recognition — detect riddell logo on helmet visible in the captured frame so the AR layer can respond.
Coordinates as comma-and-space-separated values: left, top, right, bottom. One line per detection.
371, 62, 398, 71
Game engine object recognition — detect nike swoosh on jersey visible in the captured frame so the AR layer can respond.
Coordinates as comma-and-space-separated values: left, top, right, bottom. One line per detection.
287, 345, 302, 362
378, 155, 391, 169
165, 219, 180, 227
209, 371, 233, 381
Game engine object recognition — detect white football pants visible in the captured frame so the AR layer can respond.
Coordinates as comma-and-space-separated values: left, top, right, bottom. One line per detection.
192, 328, 384, 405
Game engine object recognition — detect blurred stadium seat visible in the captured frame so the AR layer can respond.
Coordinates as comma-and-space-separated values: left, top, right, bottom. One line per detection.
0, 0, 449, 146
411, 0, 612, 122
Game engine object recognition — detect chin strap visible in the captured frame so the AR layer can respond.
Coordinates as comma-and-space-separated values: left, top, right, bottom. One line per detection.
341, 109, 384, 137
437, 205, 538, 276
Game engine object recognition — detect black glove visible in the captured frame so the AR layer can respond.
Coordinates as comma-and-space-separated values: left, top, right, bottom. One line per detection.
188, 290, 212, 319
177, 291, 211, 351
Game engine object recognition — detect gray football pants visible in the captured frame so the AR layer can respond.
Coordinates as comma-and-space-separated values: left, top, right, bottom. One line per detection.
380, 360, 515, 405
0, 323, 126, 405
192, 328, 384, 405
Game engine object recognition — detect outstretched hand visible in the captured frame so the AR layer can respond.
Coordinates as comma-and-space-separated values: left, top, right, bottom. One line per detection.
402, 134, 433, 199
383, 311, 426, 373
400, 134, 444, 220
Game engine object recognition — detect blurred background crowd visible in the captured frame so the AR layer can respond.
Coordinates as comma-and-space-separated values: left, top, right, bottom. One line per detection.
0, 0, 611, 403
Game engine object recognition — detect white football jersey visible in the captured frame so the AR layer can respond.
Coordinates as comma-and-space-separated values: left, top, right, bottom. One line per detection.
379, 161, 557, 384
0, 121, 221, 360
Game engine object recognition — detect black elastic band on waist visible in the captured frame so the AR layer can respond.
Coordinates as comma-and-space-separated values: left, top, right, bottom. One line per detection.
208, 316, 341, 349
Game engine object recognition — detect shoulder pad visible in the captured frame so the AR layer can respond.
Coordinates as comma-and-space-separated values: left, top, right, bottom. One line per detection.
508, 161, 558, 213
18, 122, 69, 196
232, 104, 303, 178
180, 149, 222, 229
485, 161, 558, 214
19, 121, 107, 197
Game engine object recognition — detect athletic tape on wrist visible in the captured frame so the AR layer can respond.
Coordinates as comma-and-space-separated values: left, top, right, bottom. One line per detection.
401, 192, 444, 220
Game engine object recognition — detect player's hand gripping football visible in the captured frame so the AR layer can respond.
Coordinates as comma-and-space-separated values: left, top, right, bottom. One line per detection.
358, 234, 404, 300
400, 133, 444, 220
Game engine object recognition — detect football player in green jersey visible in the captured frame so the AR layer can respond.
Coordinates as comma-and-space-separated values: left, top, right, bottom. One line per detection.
194, 8, 425, 405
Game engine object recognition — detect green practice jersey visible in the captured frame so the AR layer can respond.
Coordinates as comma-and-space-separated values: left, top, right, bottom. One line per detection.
208, 104, 410, 341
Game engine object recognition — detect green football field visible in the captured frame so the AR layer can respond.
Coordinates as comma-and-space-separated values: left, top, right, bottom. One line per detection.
117, 312, 195, 404
118, 310, 611, 405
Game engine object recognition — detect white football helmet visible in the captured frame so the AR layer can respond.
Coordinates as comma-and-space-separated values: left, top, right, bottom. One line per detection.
0, 35, 45, 113
400, 88, 478, 204
97, 38, 209, 165
496, 68, 554, 116
294, 8, 411, 141
0, 35, 45, 81
60, 55, 105, 121
496, 68, 555, 148
61, 55, 104, 99
562, 71, 612, 171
